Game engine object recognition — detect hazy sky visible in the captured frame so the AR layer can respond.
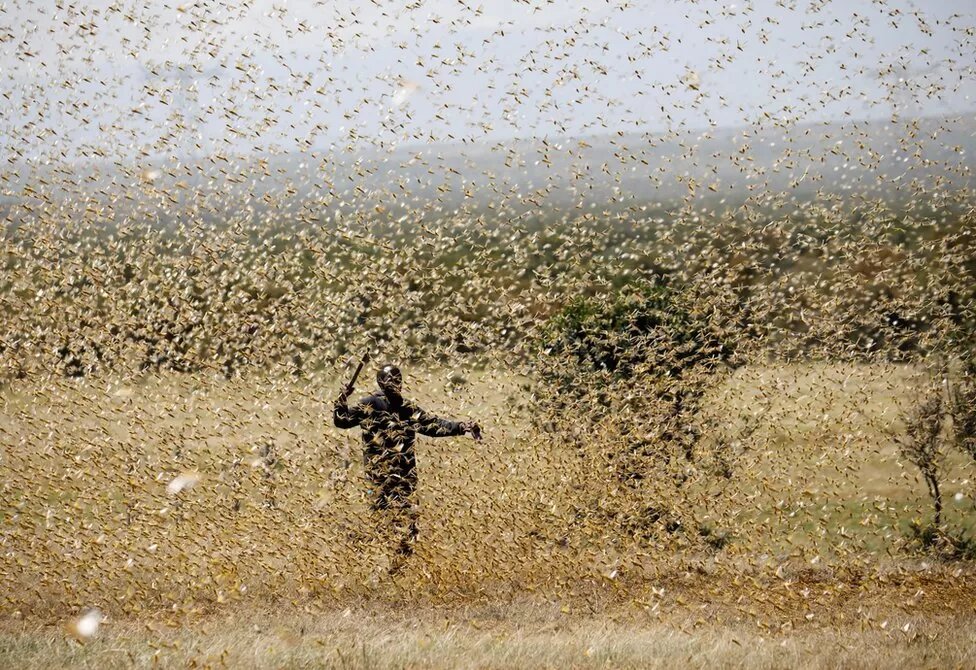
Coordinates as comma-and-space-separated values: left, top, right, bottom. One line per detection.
3, 0, 974, 162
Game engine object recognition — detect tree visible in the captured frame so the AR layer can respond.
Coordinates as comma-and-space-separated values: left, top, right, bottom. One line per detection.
896, 360, 976, 558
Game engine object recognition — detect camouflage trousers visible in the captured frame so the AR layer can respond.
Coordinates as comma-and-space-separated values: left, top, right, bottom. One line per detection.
366, 469, 419, 558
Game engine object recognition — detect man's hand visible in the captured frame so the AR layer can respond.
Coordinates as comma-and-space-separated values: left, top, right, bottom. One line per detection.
335, 386, 352, 406
461, 421, 482, 441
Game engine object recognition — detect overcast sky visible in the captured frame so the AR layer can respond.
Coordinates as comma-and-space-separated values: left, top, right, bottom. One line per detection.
2, 0, 974, 162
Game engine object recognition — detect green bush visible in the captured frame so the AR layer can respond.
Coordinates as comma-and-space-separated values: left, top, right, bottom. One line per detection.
538, 279, 736, 393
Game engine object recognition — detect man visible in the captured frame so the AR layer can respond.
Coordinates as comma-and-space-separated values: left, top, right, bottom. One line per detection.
334, 364, 481, 560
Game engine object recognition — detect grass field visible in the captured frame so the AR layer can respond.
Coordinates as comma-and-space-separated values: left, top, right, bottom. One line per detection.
2, 361, 975, 667
3, 585, 975, 669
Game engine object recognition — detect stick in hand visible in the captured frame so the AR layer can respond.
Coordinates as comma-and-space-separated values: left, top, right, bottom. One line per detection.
341, 351, 370, 400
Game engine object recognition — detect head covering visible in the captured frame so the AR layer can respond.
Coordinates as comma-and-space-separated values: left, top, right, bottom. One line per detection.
377, 364, 402, 394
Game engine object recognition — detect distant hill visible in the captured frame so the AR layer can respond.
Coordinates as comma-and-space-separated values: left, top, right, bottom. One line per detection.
3, 114, 974, 230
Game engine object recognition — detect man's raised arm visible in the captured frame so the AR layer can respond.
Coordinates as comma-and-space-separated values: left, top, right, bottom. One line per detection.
333, 391, 366, 429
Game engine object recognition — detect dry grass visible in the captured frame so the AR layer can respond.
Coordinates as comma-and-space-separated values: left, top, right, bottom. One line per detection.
2, 598, 975, 670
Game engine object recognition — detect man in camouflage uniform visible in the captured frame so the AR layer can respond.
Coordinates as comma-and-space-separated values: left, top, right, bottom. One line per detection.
334, 364, 481, 559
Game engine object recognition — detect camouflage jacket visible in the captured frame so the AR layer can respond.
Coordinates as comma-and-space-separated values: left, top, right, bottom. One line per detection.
333, 391, 464, 475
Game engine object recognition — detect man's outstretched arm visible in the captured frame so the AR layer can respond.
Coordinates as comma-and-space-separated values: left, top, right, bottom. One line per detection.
410, 405, 481, 440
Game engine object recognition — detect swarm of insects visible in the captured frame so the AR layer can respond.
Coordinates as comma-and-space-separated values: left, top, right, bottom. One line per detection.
0, 0, 974, 622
